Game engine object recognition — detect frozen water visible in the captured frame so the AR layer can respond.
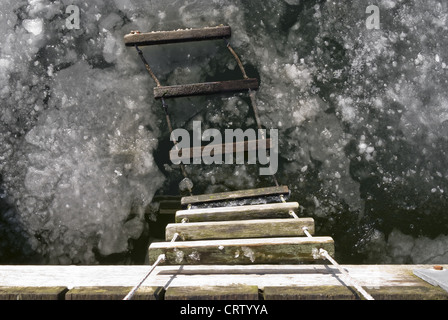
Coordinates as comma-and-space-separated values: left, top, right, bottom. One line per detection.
178, 177, 194, 193
0, 0, 165, 264
22, 18, 43, 35
1, 0, 448, 264
369, 229, 448, 264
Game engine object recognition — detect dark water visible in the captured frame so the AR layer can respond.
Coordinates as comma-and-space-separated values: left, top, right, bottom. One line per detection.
1, 0, 448, 264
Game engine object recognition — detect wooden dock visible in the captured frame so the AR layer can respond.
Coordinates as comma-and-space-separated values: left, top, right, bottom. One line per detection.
0, 264, 446, 300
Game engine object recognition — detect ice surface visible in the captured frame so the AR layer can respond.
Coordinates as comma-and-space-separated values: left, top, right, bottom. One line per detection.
0, 0, 165, 264
375, 229, 448, 264
1, 0, 448, 264
23, 18, 43, 35
179, 177, 194, 193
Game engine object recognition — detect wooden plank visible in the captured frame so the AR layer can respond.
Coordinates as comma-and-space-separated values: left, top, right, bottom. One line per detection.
166, 218, 314, 241
263, 285, 448, 300
366, 286, 448, 300
124, 26, 231, 46
65, 286, 163, 300
176, 202, 299, 222
0, 286, 67, 300
165, 285, 258, 300
263, 286, 356, 300
181, 185, 289, 206
170, 138, 271, 162
148, 236, 334, 265
154, 78, 259, 99
0, 265, 447, 300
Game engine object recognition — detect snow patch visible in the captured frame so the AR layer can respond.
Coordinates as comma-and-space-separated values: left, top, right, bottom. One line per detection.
23, 18, 43, 35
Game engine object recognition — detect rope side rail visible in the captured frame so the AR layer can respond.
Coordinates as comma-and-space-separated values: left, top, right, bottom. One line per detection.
282, 193, 374, 300
122, 253, 165, 300
301, 223, 374, 300
123, 219, 188, 300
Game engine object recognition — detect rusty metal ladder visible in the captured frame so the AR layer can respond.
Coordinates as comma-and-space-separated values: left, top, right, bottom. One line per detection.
124, 25, 335, 266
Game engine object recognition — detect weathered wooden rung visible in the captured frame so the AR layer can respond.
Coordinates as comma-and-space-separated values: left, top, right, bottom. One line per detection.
175, 202, 299, 223
181, 186, 289, 206
166, 218, 314, 241
170, 139, 271, 162
124, 26, 231, 46
148, 236, 334, 265
154, 78, 259, 99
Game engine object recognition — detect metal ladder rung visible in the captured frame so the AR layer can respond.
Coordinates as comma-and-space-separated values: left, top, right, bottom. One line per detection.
170, 138, 271, 162
175, 202, 299, 222
124, 26, 231, 46
154, 78, 259, 99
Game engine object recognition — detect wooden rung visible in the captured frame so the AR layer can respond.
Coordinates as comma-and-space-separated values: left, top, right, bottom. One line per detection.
148, 237, 334, 265
154, 78, 259, 99
175, 202, 299, 222
124, 26, 231, 46
181, 186, 289, 206
170, 139, 271, 162
166, 218, 314, 241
